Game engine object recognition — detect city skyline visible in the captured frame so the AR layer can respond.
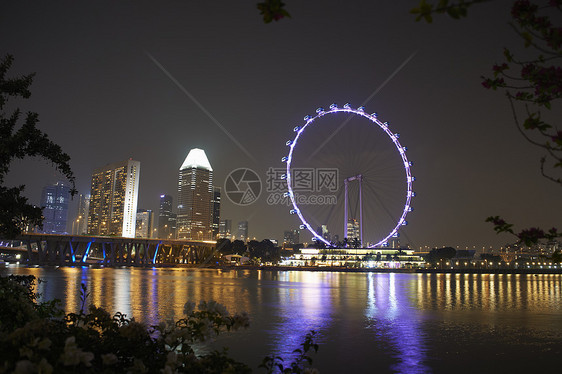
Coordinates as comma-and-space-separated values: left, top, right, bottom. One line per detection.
2, 1, 561, 248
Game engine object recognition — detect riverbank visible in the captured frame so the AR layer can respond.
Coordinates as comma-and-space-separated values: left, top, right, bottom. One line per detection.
5, 262, 562, 274
203, 264, 562, 274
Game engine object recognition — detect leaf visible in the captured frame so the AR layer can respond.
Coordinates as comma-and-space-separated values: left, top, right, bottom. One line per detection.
411, 0, 434, 23
522, 31, 533, 47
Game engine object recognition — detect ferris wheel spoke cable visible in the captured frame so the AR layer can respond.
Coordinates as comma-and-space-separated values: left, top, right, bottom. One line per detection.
305, 186, 345, 232
364, 182, 398, 222
323, 187, 345, 225
364, 182, 418, 249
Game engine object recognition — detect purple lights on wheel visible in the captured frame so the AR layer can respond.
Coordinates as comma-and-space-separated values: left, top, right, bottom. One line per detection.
283, 103, 414, 248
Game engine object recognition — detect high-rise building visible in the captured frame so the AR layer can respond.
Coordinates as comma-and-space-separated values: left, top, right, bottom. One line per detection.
136, 209, 154, 238
39, 181, 71, 234
347, 219, 360, 241
169, 213, 177, 239
315, 225, 331, 242
72, 193, 90, 235
87, 159, 140, 238
177, 148, 213, 240
284, 229, 300, 245
211, 187, 221, 240
321, 224, 330, 242
157, 194, 176, 239
219, 219, 232, 239
238, 220, 248, 242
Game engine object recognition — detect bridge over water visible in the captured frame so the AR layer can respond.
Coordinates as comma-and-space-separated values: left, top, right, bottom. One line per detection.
11, 233, 217, 266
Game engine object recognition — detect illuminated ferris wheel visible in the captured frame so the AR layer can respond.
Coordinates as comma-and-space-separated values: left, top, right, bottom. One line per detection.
283, 103, 414, 248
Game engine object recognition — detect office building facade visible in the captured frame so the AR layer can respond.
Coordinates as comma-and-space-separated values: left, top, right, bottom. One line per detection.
177, 148, 213, 240
284, 229, 300, 245
136, 209, 154, 238
347, 219, 360, 241
238, 220, 248, 241
87, 159, 140, 238
211, 187, 221, 240
39, 181, 72, 234
72, 193, 90, 235
157, 194, 176, 239
219, 219, 232, 239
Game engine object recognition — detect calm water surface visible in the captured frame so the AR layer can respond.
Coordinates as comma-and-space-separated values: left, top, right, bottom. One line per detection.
2, 265, 562, 373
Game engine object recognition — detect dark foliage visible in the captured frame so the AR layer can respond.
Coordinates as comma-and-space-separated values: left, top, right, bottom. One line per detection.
0, 54, 76, 239
257, 0, 291, 23
424, 247, 457, 264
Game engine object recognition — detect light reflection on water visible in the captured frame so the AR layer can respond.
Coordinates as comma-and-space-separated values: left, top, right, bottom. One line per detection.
366, 273, 430, 374
270, 272, 335, 354
2, 266, 562, 373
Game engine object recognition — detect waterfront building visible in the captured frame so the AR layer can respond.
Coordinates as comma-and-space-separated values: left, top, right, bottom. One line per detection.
87, 159, 140, 238
71, 193, 90, 235
219, 219, 232, 239
280, 247, 425, 269
157, 194, 176, 239
39, 181, 71, 234
211, 187, 221, 239
136, 209, 154, 238
177, 148, 213, 240
238, 221, 248, 241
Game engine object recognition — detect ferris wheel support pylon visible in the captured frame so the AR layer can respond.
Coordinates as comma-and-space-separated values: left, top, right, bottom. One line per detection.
344, 174, 363, 245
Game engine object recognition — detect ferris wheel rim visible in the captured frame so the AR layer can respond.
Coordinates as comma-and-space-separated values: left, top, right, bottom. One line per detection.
284, 103, 414, 248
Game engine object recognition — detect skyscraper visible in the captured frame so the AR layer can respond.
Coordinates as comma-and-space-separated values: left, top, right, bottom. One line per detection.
238, 220, 248, 241
219, 219, 232, 239
72, 193, 90, 235
87, 159, 140, 238
283, 229, 300, 245
39, 181, 71, 234
321, 224, 330, 242
211, 187, 221, 240
136, 209, 154, 238
168, 212, 177, 238
158, 194, 176, 239
177, 148, 213, 240
347, 219, 360, 241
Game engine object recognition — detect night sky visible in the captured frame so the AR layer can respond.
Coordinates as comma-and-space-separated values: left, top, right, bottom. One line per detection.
2, 1, 561, 249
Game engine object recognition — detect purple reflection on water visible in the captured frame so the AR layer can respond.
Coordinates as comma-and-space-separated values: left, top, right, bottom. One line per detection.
366, 273, 430, 373
269, 272, 334, 362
